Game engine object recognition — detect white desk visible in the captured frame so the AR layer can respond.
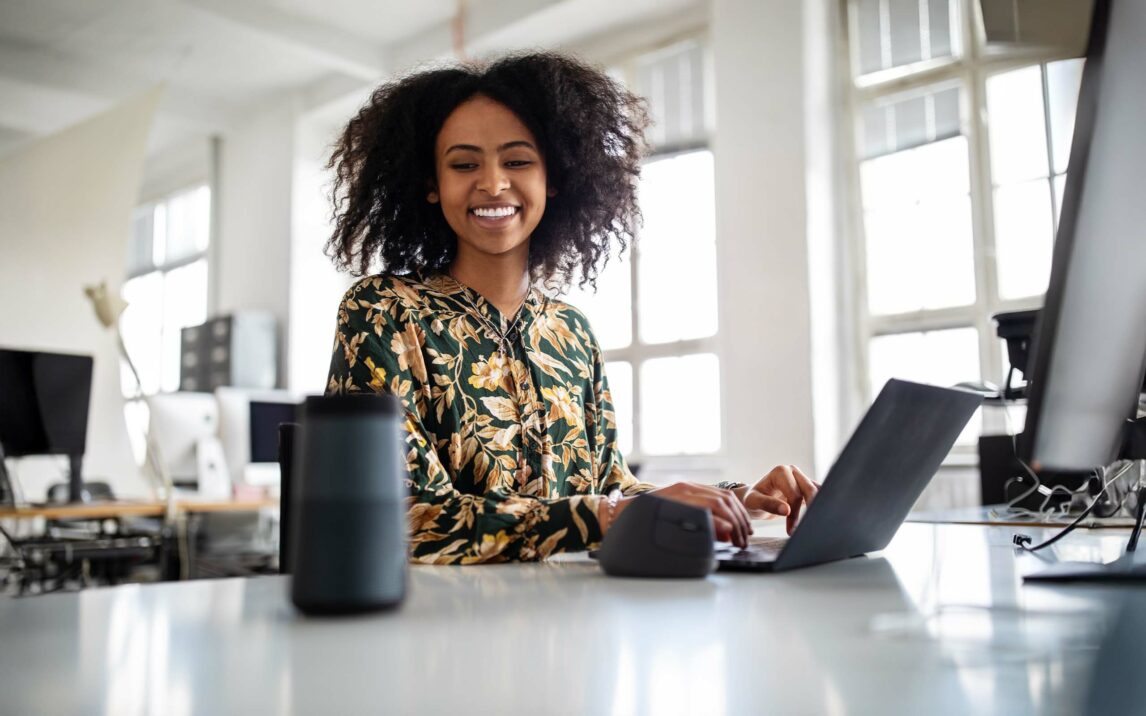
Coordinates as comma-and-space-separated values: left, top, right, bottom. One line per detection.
0, 522, 1139, 715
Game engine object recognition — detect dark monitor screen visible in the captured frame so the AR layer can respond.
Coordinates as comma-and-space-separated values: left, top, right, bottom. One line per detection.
249, 401, 297, 463
0, 348, 93, 458
1020, 0, 1146, 472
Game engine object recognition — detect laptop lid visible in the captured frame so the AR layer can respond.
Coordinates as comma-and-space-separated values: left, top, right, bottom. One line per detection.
772, 379, 982, 572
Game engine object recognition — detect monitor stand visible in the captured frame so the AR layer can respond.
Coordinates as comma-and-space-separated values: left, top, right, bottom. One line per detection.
1024, 481, 1146, 583
0, 445, 14, 507
66, 455, 86, 503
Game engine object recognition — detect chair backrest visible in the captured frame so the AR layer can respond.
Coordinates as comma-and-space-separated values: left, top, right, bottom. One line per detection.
277, 422, 298, 574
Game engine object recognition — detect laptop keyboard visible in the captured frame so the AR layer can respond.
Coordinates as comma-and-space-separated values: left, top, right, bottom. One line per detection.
715, 536, 789, 562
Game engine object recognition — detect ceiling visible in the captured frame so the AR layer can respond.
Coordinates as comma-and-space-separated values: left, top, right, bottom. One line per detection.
0, 0, 703, 160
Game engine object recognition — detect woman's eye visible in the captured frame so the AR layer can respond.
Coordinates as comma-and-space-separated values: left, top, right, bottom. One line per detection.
450, 163, 478, 170
505, 160, 532, 168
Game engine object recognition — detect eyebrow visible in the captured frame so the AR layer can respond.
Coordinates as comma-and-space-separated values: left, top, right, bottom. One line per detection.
444, 140, 538, 155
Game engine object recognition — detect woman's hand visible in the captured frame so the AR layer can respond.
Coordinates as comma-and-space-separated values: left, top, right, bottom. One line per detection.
739, 464, 819, 536
613, 482, 754, 548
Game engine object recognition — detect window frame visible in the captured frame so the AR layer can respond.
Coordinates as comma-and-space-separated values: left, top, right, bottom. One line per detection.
591, 37, 723, 470
841, 0, 1081, 446
125, 183, 212, 397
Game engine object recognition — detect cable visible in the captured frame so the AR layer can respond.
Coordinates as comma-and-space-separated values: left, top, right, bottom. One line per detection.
1126, 485, 1146, 553
1013, 462, 1130, 553
996, 394, 1044, 515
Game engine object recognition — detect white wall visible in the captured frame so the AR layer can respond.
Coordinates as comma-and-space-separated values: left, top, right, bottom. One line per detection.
287, 98, 361, 394
711, 0, 818, 481
0, 88, 162, 500
215, 99, 297, 388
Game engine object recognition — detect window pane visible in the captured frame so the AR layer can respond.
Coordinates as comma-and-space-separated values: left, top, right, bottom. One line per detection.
860, 133, 969, 207
128, 207, 155, 275
640, 354, 720, 455
994, 179, 1055, 300
928, 0, 953, 58
121, 273, 164, 396
563, 255, 631, 351
868, 328, 982, 444
860, 136, 975, 315
1047, 59, 1084, 175
635, 41, 706, 150
604, 361, 633, 458
164, 186, 211, 264
859, 85, 961, 160
986, 65, 1049, 185
851, 0, 956, 78
161, 260, 209, 393
637, 151, 718, 344
865, 195, 976, 314
888, 0, 923, 67
855, 0, 883, 76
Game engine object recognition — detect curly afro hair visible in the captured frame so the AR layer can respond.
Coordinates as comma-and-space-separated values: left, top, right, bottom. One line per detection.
326, 51, 650, 289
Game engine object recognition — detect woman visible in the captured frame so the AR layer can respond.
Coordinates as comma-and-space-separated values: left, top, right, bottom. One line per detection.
325, 52, 817, 564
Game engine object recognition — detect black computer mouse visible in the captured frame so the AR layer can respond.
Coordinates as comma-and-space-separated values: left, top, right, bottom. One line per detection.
597, 494, 716, 578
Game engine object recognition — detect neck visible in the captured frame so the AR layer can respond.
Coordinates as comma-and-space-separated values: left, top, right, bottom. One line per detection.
449, 245, 531, 317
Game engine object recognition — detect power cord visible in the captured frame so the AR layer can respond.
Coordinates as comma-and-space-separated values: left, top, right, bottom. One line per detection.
1013, 462, 1132, 552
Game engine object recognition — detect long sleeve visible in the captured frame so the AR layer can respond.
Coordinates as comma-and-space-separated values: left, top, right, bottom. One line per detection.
585, 328, 657, 498
326, 280, 611, 564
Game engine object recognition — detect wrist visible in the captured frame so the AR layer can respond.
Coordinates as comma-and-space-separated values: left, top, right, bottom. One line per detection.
599, 491, 625, 534
714, 480, 748, 503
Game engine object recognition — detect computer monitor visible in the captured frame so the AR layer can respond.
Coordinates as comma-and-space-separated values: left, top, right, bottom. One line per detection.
1020, 0, 1146, 474
249, 401, 297, 464
216, 387, 298, 488
147, 392, 219, 487
0, 348, 94, 502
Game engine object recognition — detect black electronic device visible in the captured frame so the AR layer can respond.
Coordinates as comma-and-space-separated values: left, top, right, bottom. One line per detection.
0, 348, 94, 503
596, 493, 716, 578
716, 379, 981, 572
1007, 0, 1146, 583
1018, 0, 1146, 474
250, 401, 297, 463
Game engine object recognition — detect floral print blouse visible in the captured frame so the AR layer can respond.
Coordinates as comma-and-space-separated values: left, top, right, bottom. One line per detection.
326, 272, 656, 564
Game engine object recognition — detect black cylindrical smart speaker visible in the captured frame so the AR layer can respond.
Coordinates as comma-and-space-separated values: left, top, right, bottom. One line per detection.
289, 394, 407, 614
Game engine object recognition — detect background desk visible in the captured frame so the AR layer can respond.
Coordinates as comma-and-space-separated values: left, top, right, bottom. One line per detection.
0, 498, 278, 521
0, 522, 1137, 715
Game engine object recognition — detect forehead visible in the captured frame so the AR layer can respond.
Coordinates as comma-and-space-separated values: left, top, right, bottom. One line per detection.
435, 95, 538, 153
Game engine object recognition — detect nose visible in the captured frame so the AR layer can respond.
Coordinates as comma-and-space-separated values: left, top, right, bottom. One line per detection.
476, 163, 510, 195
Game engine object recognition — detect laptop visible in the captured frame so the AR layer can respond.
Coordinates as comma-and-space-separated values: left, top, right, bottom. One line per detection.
716, 378, 982, 572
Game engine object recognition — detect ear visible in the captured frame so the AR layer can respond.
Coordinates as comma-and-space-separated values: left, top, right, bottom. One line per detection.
427, 191, 439, 204
547, 186, 557, 198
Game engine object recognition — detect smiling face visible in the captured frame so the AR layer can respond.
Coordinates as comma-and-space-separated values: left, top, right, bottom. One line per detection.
430, 95, 553, 265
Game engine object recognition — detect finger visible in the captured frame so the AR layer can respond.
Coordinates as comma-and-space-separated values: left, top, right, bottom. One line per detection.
786, 494, 803, 536
719, 487, 753, 535
691, 485, 748, 546
712, 516, 739, 547
790, 464, 819, 504
743, 489, 790, 516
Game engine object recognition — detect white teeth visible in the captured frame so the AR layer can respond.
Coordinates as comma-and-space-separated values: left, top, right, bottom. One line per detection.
472, 206, 517, 218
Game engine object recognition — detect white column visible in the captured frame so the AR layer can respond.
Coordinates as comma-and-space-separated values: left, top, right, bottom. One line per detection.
711, 0, 819, 480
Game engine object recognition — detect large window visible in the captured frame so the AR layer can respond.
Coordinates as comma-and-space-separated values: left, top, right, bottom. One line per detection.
121, 185, 212, 397
845, 0, 1083, 447
565, 40, 720, 465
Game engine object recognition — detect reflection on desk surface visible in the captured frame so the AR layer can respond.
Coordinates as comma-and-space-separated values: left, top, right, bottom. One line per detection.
908, 504, 1136, 529
0, 523, 1134, 715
